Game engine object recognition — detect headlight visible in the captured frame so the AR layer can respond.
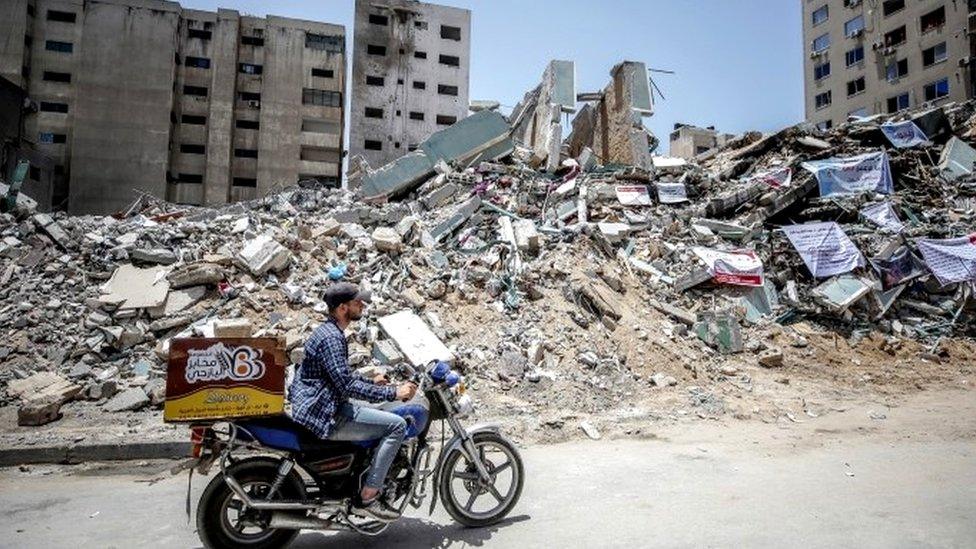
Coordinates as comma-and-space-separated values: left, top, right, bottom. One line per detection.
454, 394, 475, 418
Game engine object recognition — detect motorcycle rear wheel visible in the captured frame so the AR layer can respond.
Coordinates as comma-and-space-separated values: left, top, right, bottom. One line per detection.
196, 459, 304, 549
439, 431, 524, 527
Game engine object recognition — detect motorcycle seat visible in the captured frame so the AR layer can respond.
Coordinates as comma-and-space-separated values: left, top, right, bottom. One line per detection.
238, 416, 364, 454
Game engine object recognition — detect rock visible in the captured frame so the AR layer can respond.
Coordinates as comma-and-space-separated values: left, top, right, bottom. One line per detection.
373, 340, 404, 365
758, 348, 785, 368
87, 380, 119, 401
402, 288, 426, 309
237, 235, 292, 275
426, 280, 447, 299
578, 351, 599, 368
526, 342, 545, 366
371, 227, 403, 253
144, 379, 166, 406
719, 365, 738, 376
214, 318, 253, 338
579, 420, 601, 440
18, 398, 62, 426
651, 372, 678, 387
167, 263, 224, 288
103, 387, 150, 412
131, 248, 178, 265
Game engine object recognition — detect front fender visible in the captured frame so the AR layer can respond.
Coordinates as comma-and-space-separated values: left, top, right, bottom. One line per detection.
428, 423, 501, 515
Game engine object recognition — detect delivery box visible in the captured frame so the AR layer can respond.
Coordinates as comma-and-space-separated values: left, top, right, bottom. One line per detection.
164, 337, 287, 422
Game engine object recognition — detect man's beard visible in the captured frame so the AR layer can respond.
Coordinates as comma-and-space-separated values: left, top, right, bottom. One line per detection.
349, 310, 364, 321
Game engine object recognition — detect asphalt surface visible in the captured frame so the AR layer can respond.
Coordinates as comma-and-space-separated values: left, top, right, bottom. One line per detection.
1, 390, 975, 548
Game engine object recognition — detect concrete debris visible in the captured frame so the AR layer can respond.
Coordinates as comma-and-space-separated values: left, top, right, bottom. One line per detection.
238, 234, 291, 275
103, 387, 150, 412
100, 265, 170, 310
378, 310, 455, 366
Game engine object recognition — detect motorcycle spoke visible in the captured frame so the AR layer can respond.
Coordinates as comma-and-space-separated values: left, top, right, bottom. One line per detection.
492, 461, 512, 476
227, 499, 244, 511
463, 491, 479, 512
487, 484, 505, 503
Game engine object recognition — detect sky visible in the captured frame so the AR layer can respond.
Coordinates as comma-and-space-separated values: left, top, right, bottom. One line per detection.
180, 0, 804, 154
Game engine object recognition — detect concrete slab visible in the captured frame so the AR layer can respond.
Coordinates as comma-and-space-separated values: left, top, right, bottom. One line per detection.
378, 310, 455, 366
100, 264, 170, 310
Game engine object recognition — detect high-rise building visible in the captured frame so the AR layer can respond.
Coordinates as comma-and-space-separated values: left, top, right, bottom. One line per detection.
0, 0, 345, 214
348, 0, 471, 172
802, 0, 975, 131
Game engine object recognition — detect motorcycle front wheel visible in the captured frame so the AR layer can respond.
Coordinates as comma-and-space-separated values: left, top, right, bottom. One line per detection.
439, 431, 524, 527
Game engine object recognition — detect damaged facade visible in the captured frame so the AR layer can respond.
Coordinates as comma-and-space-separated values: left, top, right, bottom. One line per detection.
0, 0, 346, 214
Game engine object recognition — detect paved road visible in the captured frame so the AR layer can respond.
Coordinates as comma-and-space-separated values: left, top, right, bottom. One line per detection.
2, 390, 975, 548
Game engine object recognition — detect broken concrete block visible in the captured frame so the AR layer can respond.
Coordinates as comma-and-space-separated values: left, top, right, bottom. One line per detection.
237, 234, 291, 275
422, 183, 458, 209
312, 217, 341, 238
168, 262, 224, 288
813, 275, 872, 312
149, 285, 206, 318
596, 222, 630, 244
32, 213, 71, 249
402, 288, 426, 309
651, 372, 678, 387
693, 311, 743, 354
103, 387, 150, 412
131, 248, 178, 265
378, 310, 455, 366
572, 274, 624, 320
579, 420, 602, 440
373, 340, 405, 365
100, 265, 170, 310
371, 227, 403, 253
427, 196, 482, 246
8, 372, 82, 405
513, 219, 541, 252
18, 398, 62, 426
758, 348, 785, 368
214, 318, 253, 338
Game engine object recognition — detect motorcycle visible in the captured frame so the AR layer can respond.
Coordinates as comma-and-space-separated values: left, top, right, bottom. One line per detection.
177, 360, 524, 549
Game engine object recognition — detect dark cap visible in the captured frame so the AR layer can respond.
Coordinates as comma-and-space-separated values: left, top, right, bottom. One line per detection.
323, 282, 371, 309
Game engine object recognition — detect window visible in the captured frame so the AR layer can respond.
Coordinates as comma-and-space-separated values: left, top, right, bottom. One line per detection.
181, 114, 206, 125
439, 54, 460, 67
844, 15, 864, 37
42, 71, 71, 83
306, 33, 343, 53
235, 148, 258, 158
924, 78, 950, 101
882, 0, 904, 16
236, 119, 259, 130
845, 46, 864, 67
438, 84, 459, 96
885, 58, 908, 81
414, 51, 427, 59
887, 93, 910, 113
183, 85, 208, 97
185, 56, 211, 69
302, 88, 342, 107
812, 33, 830, 53
364, 139, 383, 151
816, 120, 833, 131
812, 5, 829, 25
367, 44, 386, 57
27, 4, 34, 17
188, 29, 212, 40
39, 101, 68, 113
412, 80, 426, 90
45, 40, 73, 53
241, 35, 264, 46
365, 75, 384, 86
397, 79, 404, 85
364, 107, 383, 119
29, 166, 40, 181
311, 68, 334, 78
922, 42, 948, 67
233, 178, 257, 188
302, 119, 339, 134
239, 92, 261, 102
239, 63, 262, 75
815, 90, 832, 109
177, 173, 203, 184
415, 21, 428, 30
39, 132, 66, 144
300, 146, 340, 163
24, 35, 32, 47
920, 7, 946, 33
884, 26, 906, 47
180, 144, 205, 154
409, 111, 424, 121
814, 62, 831, 81
369, 13, 388, 25
441, 25, 462, 40
849, 107, 869, 118
436, 114, 457, 126
847, 77, 866, 96
46, 10, 76, 23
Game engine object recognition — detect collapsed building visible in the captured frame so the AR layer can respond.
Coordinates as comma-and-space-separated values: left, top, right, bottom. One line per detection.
2, 60, 976, 444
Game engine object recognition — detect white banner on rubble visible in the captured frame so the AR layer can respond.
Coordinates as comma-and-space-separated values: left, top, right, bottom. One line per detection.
860, 201, 905, 233
915, 234, 976, 285
747, 167, 792, 189
781, 222, 865, 278
657, 182, 688, 204
692, 247, 764, 287
880, 120, 929, 149
800, 151, 894, 197
615, 185, 653, 206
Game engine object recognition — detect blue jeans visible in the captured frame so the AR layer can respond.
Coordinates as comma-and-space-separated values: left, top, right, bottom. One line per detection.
328, 402, 407, 490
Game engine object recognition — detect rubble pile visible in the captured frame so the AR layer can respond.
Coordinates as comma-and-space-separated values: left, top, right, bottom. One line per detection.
1, 93, 975, 439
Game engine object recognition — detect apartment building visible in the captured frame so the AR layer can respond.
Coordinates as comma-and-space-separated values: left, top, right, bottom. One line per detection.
669, 123, 734, 160
348, 0, 471, 171
802, 0, 974, 130
0, 0, 345, 214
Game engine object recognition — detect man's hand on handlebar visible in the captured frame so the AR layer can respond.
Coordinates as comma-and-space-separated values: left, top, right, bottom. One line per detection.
396, 382, 418, 401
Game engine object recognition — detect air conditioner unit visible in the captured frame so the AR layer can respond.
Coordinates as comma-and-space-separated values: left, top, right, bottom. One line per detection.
871, 41, 884, 50
959, 56, 971, 67
810, 50, 825, 59
844, 0, 861, 7
882, 46, 896, 55
247, 100, 261, 108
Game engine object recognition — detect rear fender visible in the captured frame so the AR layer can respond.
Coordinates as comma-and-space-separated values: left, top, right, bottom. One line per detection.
428, 423, 501, 515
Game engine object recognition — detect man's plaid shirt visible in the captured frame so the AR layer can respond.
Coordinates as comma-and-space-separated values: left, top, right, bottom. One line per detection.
288, 318, 396, 438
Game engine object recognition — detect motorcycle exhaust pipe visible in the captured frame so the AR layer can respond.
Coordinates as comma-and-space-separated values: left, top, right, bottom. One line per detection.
269, 512, 336, 530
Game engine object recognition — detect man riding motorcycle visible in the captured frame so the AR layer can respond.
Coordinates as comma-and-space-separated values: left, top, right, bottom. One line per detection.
287, 282, 418, 521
